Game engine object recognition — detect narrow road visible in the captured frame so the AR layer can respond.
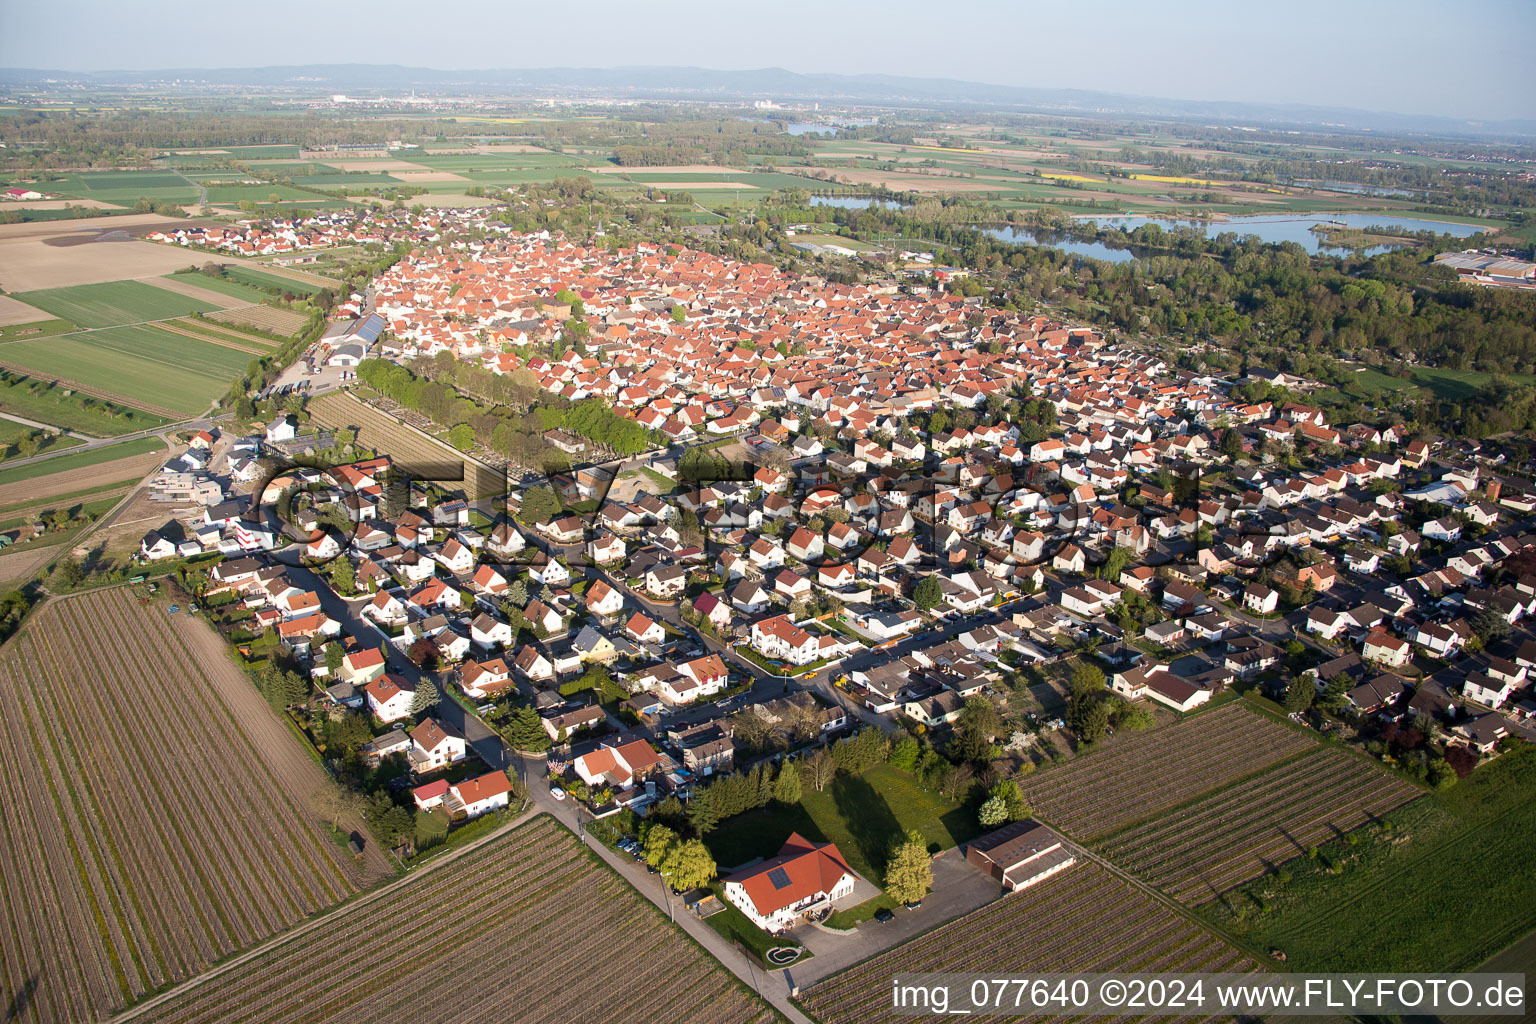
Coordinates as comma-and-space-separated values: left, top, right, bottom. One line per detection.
0, 417, 216, 472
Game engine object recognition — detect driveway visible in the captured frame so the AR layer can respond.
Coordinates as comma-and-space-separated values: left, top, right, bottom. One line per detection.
789, 847, 1002, 987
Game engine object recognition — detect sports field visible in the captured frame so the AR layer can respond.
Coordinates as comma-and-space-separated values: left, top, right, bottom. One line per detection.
13, 280, 222, 329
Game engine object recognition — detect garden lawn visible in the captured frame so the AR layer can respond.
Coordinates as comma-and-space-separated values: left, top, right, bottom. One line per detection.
14, 280, 222, 329
1203, 745, 1536, 972
703, 763, 978, 883
2, 323, 250, 416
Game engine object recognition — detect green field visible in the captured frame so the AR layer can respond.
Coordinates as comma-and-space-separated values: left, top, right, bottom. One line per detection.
0, 372, 171, 435
223, 265, 325, 295
35, 170, 199, 206
2, 323, 251, 415
201, 184, 329, 204
1204, 746, 1536, 972
0, 319, 73, 343
0, 421, 82, 462
0, 435, 164, 486
14, 280, 222, 329
165, 271, 270, 304
702, 762, 978, 884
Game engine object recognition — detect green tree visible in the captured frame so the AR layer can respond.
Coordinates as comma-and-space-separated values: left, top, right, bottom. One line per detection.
1316, 673, 1352, 715
1283, 674, 1316, 715
773, 760, 802, 804
987, 779, 1030, 821
1102, 546, 1133, 583
506, 706, 550, 752
1071, 697, 1111, 743
1219, 427, 1243, 459
913, 575, 943, 612
660, 838, 716, 890
411, 679, 441, 715
887, 735, 920, 773
670, 305, 687, 324
330, 557, 355, 596
324, 642, 345, 675
884, 829, 932, 904
643, 824, 677, 868
1069, 662, 1106, 699
520, 485, 561, 526
978, 796, 1009, 827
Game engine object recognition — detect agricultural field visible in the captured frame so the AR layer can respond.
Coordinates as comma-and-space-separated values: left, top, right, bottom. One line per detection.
0, 437, 164, 507
799, 861, 1259, 1023
205, 304, 309, 336
309, 390, 505, 498
1205, 746, 1536, 973
1097, 745, 1422, 902
226, 263, 334, 293
131, 815, 777, 1024
0, 323, 252, 417
28, 170, 200, 208
0, 371, 172, 435
0, 588, 392, 1023
0, 214, 200, 292
157, 271, 270, 305
11, 280, 222, 329
1019, 702, 1316, 839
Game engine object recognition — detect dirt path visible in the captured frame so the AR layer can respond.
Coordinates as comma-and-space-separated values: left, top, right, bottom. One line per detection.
158, 320, 269, 355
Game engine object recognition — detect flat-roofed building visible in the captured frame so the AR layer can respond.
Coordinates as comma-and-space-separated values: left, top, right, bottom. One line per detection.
965, 820, 1076, 893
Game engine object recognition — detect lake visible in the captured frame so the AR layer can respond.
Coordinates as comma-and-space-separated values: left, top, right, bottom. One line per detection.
811, 195, 907, 210
1086, 212, 1484, 255
977, 225, 1136, 264
785, 119, 877, 136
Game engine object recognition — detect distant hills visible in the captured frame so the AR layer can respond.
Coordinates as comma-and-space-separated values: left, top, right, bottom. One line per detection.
2, 63, 1532, 139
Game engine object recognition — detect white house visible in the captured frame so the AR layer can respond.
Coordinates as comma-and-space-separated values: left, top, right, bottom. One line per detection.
410, 717, 468, 769
364, 673, 415, 723
450, 770, 513, 819
722, 834, 857, 934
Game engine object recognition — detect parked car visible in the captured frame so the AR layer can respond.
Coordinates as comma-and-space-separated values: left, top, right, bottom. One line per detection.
549, 786, 566, 801
903, 900, 923, 911
873, 908, 895, 923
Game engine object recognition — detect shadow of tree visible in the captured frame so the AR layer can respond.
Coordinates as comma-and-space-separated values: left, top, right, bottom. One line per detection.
4, 975, 37, 1023
831, 773, 902, 878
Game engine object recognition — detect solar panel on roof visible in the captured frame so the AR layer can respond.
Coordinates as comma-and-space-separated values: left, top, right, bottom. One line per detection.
767, 866, 792, 890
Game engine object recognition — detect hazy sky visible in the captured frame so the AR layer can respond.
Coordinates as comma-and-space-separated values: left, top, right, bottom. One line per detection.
3, 0, 1532, 122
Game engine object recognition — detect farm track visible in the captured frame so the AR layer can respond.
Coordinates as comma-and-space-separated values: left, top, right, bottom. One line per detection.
1021, 702, 1317, 839
0, 359, 182, 419
0, 589, 386, 1023
800, 861, 1259, 1023
1098, 745, 1422, 901
131, 817, 776, 1024
157, 320, 269, 355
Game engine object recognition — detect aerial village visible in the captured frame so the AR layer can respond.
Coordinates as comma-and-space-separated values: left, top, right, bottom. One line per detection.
136, 219, 1536, 935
